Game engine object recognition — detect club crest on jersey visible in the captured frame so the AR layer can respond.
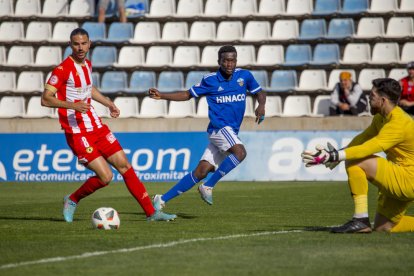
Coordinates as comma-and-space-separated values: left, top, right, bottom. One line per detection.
237, 78, 244, 87
106, 133, 116, 144
49, 75, 58, 85
86, 147, 94, 153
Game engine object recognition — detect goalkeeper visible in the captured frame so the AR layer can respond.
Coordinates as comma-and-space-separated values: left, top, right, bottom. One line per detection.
302, 78, 414, 233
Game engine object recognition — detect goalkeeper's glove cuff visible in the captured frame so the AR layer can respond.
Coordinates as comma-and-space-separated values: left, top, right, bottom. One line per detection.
337, 150, 346, 161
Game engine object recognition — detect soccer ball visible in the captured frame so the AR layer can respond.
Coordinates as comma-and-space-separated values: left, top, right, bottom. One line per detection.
91, 207, 120, 230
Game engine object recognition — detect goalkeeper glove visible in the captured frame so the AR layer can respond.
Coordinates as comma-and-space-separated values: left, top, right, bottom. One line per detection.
324, 142, 340, 170
301, 143, 339, 167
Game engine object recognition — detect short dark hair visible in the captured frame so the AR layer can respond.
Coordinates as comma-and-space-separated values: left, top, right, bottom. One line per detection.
70, 28, 89, 40
372, 78, 401, 105
218, 45, 237, 60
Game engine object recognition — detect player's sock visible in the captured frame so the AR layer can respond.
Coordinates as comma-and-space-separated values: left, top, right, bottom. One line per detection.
70, 176, 107, 203
346, 165, 369, 218
122, 167, 155, 217
391, 216, 414, 232
162, 171, 200, 202
204, 154, 240, 188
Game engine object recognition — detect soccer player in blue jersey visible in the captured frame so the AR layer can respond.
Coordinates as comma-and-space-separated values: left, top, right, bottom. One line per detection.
148, 45, 266, 210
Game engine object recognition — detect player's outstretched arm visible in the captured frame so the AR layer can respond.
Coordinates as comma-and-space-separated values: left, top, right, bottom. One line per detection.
149, 88, 191, 101
41, 88, 90, 113
254, 91, 266, 124
91, 86, 120, 118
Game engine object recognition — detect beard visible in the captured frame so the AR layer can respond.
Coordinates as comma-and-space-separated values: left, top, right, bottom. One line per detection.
370, 106, 379, 115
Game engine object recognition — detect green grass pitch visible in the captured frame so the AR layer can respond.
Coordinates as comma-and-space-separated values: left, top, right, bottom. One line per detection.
1, 181, 413, 275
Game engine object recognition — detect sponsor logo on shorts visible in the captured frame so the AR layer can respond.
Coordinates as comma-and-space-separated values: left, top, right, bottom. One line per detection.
106, 133, 116, 144
86, 147, 94, 153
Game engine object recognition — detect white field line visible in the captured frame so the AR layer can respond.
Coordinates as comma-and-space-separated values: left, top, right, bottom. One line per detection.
0, 229, 303, 270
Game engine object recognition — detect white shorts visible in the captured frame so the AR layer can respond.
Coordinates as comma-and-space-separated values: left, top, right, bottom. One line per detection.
200, 126, 243, 169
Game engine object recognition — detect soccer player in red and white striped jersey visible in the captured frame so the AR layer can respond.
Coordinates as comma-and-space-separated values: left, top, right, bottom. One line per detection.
41, 28, 176, 222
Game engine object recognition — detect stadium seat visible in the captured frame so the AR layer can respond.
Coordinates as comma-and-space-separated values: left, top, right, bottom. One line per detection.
385, 17, 414, 38
100, 71, 128, 94
200, 46, 221, 66
313, 0, 340, 15
139, 96, 168, 117
195, 97, 208, 118
256, 45, 284, 66
401, 43, 414, 64
257, 95, 282, 117
15, 0, 41, 16
0, 22, 24, 42
0, 46, 5, 65
282, 95, 311, 117
130, 22, 160, 43
41, 0, 68, 17
358, 69, 386, 90
145, 46, 173, 67
299, 19, 327, 40
6, 46, 34, 66
114, 46, 145, 67
106, 22, 134, 42
176, 0, 203, 16
92, 72, 100, 88
172, 46, 200, 67
0, 0, 13, 17
286, 0, 312, 15
297, 70, 327, 91
204, 0, 230, 16
341, 0, 368, 14
25, 96, 55, 118
127, 71, 156, 93
272, 20, 299, 40
369, 0, 397, 13
25, 22, 52, 42
312, 95, 331, 117
244, 96, 255, 117
91, 46, 117, 68
92, 100, 110, 118
157, 71, 184, 92
148, 0, 175, 16
251, 70, 268, 89
327, 18, 355, 39
328, 69, 356, 89
311, 43, 340, 65
51, 22, 79, 42
216, 21, 243, 42
185, 71, 209, 88
257, 0, 284, 16
16, 71, 44, 93
34, 46, 62, 67
230, 0, 257, 16
371, 43, 400, 64
400, 0, 414, 12
161, 22, 188, 42
69, 0, 95, 16
0, 96, 26, 118
82, 22, 106, 42
268, 70, 297, 92
188, 21, 216, 41
167, 98, 196, 118
388, 69, 407, 81
243, 21, 271, 41
283, 44, 312, 66
354, 17, 384, 39
0, 71, 16, 92
340, 43, 371, 65
234, 45, 255, 66
114, 97, 139, 118
125, 0, 148, 17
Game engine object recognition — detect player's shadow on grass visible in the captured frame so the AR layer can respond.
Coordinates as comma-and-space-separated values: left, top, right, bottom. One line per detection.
303, 226, 332, 232
0, 216, 63, 222
121, 212, 198, 220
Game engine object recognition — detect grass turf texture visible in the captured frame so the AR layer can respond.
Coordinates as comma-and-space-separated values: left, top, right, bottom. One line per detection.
0, 181, 413, 275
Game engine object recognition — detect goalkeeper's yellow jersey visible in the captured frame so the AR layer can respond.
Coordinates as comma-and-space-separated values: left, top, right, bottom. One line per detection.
345, 106, 414, 167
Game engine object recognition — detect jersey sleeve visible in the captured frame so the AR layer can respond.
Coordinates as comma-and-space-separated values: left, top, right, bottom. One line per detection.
45, 66, 66, 93
246, 71, 262, 94
189, 76, 214, 98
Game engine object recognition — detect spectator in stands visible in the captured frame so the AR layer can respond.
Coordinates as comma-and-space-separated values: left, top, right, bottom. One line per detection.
98, 0, 127, 23
41, 28, 175, 223
148, 45, 266, 211
398, 61, 414, 115
329, 71, 367, 116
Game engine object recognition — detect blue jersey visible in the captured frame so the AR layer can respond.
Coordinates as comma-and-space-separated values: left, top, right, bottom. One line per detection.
189, 68, 262, 134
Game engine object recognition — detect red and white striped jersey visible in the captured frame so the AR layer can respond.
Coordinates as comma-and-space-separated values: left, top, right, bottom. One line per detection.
45, 56, 103, 134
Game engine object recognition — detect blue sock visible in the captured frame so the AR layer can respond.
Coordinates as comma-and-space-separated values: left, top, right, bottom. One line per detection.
204, 154, 240, 188
161, 171, 200, 202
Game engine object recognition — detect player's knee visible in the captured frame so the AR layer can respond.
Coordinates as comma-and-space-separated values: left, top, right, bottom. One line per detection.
100, 173, 113, 185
